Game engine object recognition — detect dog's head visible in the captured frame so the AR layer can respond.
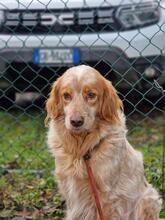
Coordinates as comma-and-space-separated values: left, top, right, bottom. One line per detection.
46, 65, 123, 133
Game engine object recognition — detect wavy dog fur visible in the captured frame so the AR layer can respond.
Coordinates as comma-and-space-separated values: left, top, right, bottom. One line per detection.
46, 65, 161, 220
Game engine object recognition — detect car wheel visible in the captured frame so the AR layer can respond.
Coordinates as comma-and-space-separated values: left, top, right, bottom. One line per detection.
144, 95, 165, 110
0, 89, 16, 110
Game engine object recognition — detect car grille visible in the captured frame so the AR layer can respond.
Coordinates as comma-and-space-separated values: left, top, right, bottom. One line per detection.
0, 7, 121, 34
0, 5, 159, 35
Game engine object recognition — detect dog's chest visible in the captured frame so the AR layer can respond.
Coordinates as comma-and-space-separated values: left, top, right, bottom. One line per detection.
56, 151, 116, 193
56, 155, 87, 179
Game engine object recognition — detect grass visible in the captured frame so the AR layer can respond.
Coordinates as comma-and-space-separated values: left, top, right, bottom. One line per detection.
0, 110, 164, 219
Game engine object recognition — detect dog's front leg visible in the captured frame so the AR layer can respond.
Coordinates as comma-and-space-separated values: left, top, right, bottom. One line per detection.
64, 206, 97, 220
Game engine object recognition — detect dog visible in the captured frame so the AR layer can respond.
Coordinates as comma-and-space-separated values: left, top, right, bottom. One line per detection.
46, 65, 161, 220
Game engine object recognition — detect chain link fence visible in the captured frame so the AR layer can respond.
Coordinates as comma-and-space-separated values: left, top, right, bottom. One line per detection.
0, 0, 165, 219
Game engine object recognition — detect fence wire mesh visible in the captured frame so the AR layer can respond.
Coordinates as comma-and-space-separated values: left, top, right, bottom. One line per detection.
0, 0, 165, 219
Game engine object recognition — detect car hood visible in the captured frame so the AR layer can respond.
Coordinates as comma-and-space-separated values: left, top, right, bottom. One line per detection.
0, 0, 153, 10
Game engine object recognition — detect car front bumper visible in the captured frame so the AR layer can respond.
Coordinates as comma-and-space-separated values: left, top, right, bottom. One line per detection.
0, 45, 164, 97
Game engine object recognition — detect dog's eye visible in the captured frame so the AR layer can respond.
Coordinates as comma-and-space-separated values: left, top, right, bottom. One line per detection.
87, 92, 96, 100
63, 92, 72, 101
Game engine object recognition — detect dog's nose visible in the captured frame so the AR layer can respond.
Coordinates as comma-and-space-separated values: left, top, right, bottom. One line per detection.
70, 117, 84, 128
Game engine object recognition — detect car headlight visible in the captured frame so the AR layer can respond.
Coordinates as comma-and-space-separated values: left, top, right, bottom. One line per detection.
0, 10, 4, 26
116, 2, 160, 29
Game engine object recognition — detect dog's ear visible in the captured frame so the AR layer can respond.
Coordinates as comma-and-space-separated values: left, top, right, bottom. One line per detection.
45, 77, 62, 126
100, 79, 123, 123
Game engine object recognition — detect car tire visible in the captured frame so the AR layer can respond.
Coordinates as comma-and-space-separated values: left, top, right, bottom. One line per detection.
144, 95, 165, 110
0, 89, 16, 110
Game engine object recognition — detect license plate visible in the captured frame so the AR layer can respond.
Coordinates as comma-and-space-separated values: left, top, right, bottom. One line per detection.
33, 48, 79, 65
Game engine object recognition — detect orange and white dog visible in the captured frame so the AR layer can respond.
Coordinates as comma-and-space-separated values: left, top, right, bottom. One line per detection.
46, 65, 161, 220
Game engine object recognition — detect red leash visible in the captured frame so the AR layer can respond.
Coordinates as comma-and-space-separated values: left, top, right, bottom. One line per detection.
83, 152, 105, 220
